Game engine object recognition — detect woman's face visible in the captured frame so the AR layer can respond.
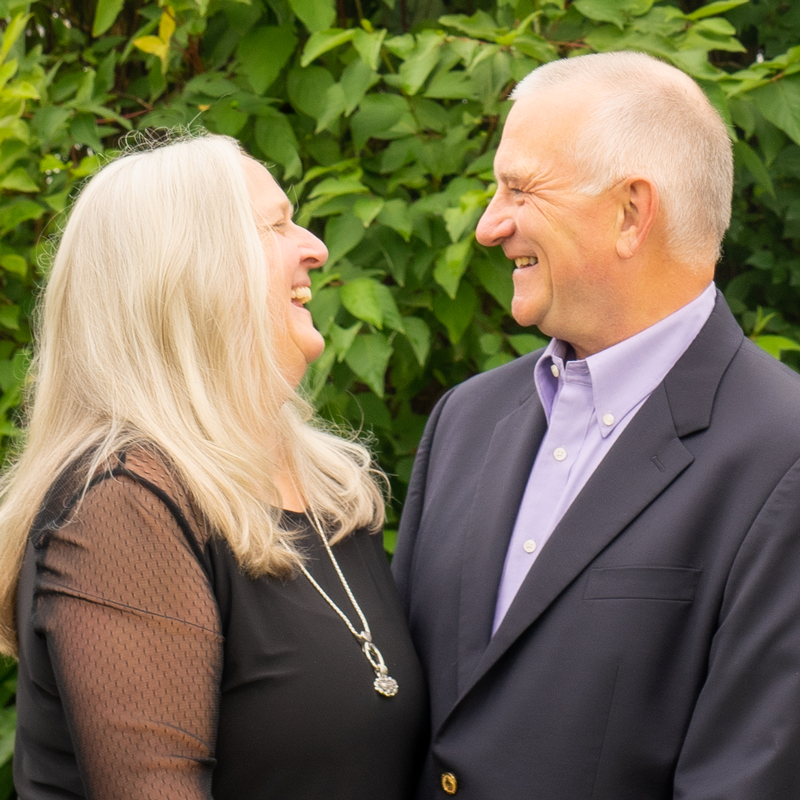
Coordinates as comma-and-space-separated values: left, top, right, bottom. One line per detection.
242, 157, 327, 386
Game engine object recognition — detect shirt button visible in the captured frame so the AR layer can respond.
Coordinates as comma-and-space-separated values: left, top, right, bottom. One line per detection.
441, 773, 458, 794
554, 447, 567, 461
550, 364, 559, 378
602, 413, 615, 426
523, 539, 536, 553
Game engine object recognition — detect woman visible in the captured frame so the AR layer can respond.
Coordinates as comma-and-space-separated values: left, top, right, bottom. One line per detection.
0, 134, 427, 798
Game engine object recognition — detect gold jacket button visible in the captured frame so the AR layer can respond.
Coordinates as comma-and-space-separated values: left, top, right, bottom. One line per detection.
441, 772, 458, 794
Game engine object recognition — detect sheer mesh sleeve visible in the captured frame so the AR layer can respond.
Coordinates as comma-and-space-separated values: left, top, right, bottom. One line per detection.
32, 461, 223, 800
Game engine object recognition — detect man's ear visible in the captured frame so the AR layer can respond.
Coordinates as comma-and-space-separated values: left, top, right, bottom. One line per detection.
616, 177, 658, 260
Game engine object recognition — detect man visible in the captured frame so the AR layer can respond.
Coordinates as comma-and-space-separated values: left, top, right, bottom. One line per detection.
393, 51, 800, 799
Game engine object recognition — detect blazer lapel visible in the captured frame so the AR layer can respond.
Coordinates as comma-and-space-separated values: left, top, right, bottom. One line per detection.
456, 388, 547, 695
451, 292, 745, 708
463, 385, 692, 697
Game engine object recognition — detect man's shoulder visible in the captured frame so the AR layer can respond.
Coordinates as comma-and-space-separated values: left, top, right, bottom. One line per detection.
440, 348, 543, 417
727, 337, 800, 418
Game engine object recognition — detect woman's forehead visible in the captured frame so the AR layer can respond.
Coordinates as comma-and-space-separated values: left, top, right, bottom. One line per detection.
241, 156, 289, 216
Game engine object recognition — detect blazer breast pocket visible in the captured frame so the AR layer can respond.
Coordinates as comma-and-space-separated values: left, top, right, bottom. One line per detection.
583, 566, 701, 601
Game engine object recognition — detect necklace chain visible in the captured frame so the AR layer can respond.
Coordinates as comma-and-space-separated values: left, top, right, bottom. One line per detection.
299, 507, 399, 697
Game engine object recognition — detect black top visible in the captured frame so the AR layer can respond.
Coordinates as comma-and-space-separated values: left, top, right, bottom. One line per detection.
14, 449, 428, 799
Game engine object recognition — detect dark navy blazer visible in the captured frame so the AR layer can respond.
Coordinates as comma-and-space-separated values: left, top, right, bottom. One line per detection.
394, 294, 800, 800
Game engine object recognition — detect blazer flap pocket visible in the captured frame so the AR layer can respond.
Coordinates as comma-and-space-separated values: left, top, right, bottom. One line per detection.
584, 566, 701, 601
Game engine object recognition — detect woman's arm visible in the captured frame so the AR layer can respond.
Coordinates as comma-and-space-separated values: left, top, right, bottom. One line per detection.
34, 474, 223, 799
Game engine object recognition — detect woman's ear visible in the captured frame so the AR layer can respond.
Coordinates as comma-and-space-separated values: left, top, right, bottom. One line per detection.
616, 177, 659, 260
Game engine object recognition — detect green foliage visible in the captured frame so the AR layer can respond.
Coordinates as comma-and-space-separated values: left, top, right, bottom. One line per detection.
0, 0, 798, 790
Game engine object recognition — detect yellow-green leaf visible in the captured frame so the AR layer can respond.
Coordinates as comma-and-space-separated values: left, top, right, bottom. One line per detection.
0, 13, 30, 65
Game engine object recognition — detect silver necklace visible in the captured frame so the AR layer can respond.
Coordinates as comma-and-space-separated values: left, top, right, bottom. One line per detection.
299, 509, 399, 698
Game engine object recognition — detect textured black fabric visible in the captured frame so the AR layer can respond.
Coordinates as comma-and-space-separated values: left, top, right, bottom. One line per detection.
15, 449, 427, 799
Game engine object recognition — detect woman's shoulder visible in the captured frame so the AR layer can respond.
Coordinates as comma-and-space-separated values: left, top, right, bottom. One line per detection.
33, 445, 210, 554
31, 446, 218, 627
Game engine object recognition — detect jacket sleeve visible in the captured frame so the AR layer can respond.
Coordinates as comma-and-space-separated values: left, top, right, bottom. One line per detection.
673, 458, 800, 799
33, 474, 223, 800
392, 388, 454, 613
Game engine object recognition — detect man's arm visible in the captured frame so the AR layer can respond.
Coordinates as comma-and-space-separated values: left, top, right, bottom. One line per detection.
673, 457, 800, 799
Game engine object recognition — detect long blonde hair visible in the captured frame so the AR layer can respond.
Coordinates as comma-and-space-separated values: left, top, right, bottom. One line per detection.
0, 133, 385, 656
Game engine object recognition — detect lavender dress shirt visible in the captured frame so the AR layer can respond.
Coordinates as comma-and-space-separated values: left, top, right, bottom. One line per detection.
492, 282, 717, 633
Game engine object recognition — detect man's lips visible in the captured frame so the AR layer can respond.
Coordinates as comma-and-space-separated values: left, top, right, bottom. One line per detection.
291, 286, 312, 305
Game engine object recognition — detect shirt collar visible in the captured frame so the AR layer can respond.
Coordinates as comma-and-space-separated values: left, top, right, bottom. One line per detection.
534, 282, 717, 436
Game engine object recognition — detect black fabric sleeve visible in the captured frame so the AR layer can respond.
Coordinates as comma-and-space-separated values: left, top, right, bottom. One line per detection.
33, 474, 223, 800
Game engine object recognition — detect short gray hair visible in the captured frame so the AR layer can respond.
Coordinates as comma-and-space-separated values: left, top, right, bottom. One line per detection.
511, 51, 733, 267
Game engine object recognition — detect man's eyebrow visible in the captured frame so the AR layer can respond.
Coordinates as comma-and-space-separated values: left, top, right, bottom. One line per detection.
496, 168, 526, 186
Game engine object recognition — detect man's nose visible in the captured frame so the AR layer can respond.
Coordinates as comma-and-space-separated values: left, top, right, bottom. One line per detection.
476, 198, 515, 247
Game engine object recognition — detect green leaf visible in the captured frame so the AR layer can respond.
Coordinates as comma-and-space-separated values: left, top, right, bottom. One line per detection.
733, 139, 775, 198
508, 333, 548, 355
287, 66, 336, 119
329, 321, 362, 360
433, 236, 473, 299
425, 69, 479, 100
303, 345, 336, 399
0, 166, 38, 192
289, 0, 336, 32
307, 283, 341, 336
341, 277, 383, 328
353, 28, 387, 71
70, 113, 104, 152
350, 94, 410, 150
439, 11, 504, 41
753, 335, 800, 359
375, 284, 405, 332
254, 111, 302, 179
32, 106, 72, 145
237, 25, 298, 94
399, 31, 446, 95
474, 246, 513, 312
204, 101, 248, 137
0, 706, 15, 764
353, 196, 384, 227
0, 305, 19, 331
377, 198, 413, 241
344, 332, 393, 396
0, 12, 29, 65
301, 29, 356, 66
686, 0, 748, 21
324, 213, 366, 267
0, 198, 45, 234
433, 280, 479, 344
444, 189, 490, 243
184, 74, 240, 99
0, 60, 16, 93
92, 0, 124, 37
403, 316, 431, 365
309, 173, 370, 199
0, 254, 26, 278
383, 529, 398, 554
0, 117, 29, 147
573, 0, 627, 28
750, 75, 800, 147
340, 59, 380, 116
315, 83, 347, 132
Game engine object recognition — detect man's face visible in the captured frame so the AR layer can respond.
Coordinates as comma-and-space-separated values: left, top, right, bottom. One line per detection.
476, 89, 623, 353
